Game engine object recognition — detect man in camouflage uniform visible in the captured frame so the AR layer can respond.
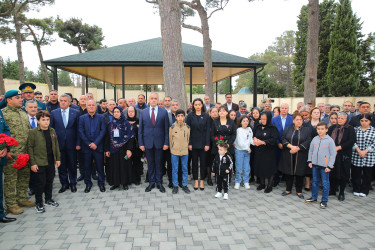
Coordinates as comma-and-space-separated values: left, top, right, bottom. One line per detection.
0, 90, 33, 215
20, 82, 47, 111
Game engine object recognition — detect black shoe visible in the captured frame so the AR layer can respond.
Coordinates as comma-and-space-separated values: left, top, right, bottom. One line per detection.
134, 181, 140, 186
305, 197, 317, 203
172, 186, 178, 194
145, 175, 149, 183
77, 175, 84, 182
35, 203, 45, 213
145, 184, 155, 192
168, 183, 173, 189
58, 186, 69, 193
179, 183, 183, 188
99, 186, 106, 192
249, 177, 255, 183
256, 184, 265, 191
157, 184, 166, 193
329, 191, 336, 196
264, 186, 272, 193
304, 187, 310, 191
84, 186, 91, 193
70, 185, 77, 193
273, 180, 279, 187
281, 191, 291, 196
207, 179, 213, 186
123, 185, 129, 190
110, 185, 119, 190
182, 186, 191, 194
320, 201, 327, 209
0, 217, 17, 223
92, 175, 98, 181
338, 193, 345, 201
45, 200, 59, 207
28, 189, 35, 196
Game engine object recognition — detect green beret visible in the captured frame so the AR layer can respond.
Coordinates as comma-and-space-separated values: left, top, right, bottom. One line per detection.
0, 90, 22, 109
19, 82, 36, 93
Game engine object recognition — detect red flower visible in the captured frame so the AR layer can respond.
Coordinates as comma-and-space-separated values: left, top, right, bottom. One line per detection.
0, 134, 19, 151
220, 136, 224, 140
13, 154, 29, 170
215, 137, 218, 140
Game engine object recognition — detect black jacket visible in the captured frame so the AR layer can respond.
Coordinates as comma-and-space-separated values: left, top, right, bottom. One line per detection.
185, 112, 211, 149
349, 114, 375, 128
210, 119, 237, 155
212, 153, 233, 176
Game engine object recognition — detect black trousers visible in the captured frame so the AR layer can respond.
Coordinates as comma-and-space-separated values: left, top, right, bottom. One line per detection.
352, 166, 373, 195
285, 174, 304, 193
216, 173, 230, 193
162, 149, 172, 183
191, 149, 207, 180
35, 165, 55, 205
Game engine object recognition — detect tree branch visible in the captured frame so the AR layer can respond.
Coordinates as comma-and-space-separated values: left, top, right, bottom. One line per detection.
179, 0, 196, 9
145, 0, 157, 3
207, 0, 229, 19
181, 22, 202, 34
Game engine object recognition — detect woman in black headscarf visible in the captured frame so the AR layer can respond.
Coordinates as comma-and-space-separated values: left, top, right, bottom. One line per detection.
253, 111, 279, 193
328, 112, 356, 201
126, 106, 142, 185
249, 107, 260, 183
104, 106, 135, 190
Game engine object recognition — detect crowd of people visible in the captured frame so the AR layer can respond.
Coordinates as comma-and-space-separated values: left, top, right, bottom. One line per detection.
0, 83, 374, 223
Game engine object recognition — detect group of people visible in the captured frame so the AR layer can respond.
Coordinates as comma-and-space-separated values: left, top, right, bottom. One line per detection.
0, 83, 374, 223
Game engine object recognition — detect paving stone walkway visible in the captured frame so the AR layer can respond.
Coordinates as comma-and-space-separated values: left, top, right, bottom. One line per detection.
1, 170, 375, 249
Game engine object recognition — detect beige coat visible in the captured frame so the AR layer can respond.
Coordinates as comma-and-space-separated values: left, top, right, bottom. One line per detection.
169, 122, 190, 156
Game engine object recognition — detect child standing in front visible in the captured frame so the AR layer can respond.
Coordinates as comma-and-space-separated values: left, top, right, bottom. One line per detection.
27, 111, 61, 213
169, 109, 191, 194
233, 115, 253, 190
305, 121, 336, 208
212, 143, 233, 200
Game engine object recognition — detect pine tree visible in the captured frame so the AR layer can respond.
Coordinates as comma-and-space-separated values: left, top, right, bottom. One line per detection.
326, 0, 359, 96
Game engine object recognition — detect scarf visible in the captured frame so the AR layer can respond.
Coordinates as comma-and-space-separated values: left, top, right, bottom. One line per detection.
109, 106, 134, 153
331, 119, 350, 145
126, 107, 138, 122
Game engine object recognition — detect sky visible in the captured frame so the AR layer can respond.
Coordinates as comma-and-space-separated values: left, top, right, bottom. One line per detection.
1, 0, 374, 72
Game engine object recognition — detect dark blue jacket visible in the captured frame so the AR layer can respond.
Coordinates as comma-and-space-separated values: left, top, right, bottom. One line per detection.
79, 113, 106, 153
272, 114, 293, 144
138, 107, 169, 149
46, 101, 60, 113
0, 110, 10, 165
50, 108, 81, 150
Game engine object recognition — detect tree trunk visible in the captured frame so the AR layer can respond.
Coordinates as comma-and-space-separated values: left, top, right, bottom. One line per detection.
14, 14, 25, 84
196, 2, 214, 102
304, 0, 320, 105
159, 0, 187, 110
36, 44, 52, 90
77, 46, 86, 95
0, 56, 5, 94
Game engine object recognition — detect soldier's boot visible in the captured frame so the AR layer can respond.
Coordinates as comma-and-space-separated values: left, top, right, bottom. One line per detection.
18, 200, 35, 207
7, 205, 24, 215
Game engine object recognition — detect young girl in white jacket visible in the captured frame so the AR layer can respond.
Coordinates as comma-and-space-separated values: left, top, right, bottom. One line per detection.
233, 115, 253, 189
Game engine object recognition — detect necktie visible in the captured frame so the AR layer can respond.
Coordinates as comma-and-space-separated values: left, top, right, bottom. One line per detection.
31, 117, 36, 129
62, 109, 67, 128
151, 107, 155, 126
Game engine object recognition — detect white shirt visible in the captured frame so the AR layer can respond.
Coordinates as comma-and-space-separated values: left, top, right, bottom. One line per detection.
28, 114, 36, 128
61, 107, 70, 125
227, 103, 232, 111
149, 105, 158, 121
234, 127, 253, 151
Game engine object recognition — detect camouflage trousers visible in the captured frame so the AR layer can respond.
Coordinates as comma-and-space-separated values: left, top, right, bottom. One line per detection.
3, 159, 30, 208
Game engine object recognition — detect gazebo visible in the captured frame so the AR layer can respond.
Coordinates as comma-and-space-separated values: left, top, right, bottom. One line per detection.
44, 38, 266, 106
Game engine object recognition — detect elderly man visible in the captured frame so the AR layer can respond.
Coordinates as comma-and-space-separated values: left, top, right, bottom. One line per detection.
236, 102, 249, 117
317, 103, 325, 114
20, 82, 47, 111
204, 95, 214, 111
0, 90, 33, 215
46, 89, 59, 113
263, 102, 272, 112
86, 92, 94, 100
321, 104, 331, 123
127, 97, 136, 107
296, 102, 304, 112
135, 94, 148, 110
103, 99, 117, 124
342, 101, 354, 121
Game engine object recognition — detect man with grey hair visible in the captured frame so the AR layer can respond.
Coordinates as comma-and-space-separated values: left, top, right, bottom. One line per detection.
236, 102, 249, 117
123, 97, 141, 120
321, 104, 331, 123
86, 92, 94, 100
296, 102, 304, 112
50, 93, 81, 193
263, 102, 272, 112
318, 103, 325, 114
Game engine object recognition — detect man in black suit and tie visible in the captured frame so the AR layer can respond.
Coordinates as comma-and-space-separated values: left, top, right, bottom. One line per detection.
25, 100, 38, 196
50, 94, 81, 193
138, 92, 169, 193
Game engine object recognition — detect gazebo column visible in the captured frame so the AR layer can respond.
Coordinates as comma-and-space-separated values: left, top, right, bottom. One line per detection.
53, 67, 58, 90
190, 67, 193, 103
103, 81, 106, 99
122, 66, 125, 98
85, 76, 89, 94
229, 77, 232, 94
145, 84, 148, 103
215, 81, 218, 103
114, 85, 117, 101
253, 67, 257, 108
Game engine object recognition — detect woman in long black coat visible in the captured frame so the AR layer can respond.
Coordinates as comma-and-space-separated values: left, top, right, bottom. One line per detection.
126, 106, 142, 185
328, 112, 356, 201
279, 112, 311, 199
249, 107, 261, 183
253, 111, 279, 193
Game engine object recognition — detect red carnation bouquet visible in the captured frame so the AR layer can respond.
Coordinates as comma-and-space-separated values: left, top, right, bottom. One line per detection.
215, 136, 227, 145
0, 134, 29, 169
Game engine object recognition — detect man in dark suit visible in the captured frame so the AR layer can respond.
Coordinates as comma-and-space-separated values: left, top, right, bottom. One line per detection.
50, 94, 81, 193
138, 92, 169, 193
79, 99, 107, 193
225, 93, 239, 111
204, 95, 215, 111
272, 103, 293, 186
236, 102, 250, 117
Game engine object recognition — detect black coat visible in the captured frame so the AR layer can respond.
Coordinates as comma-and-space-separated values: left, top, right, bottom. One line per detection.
328, 125, 356, 180
210, 119, 237, 155
253, 123, 279, 178
349, 114, 375, 128
185, 112, 211, 149
278, 126, 311, 176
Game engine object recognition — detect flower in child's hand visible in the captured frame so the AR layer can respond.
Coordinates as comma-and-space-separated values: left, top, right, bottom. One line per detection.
220, 136, 224, 140
215, 137, 218, 140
